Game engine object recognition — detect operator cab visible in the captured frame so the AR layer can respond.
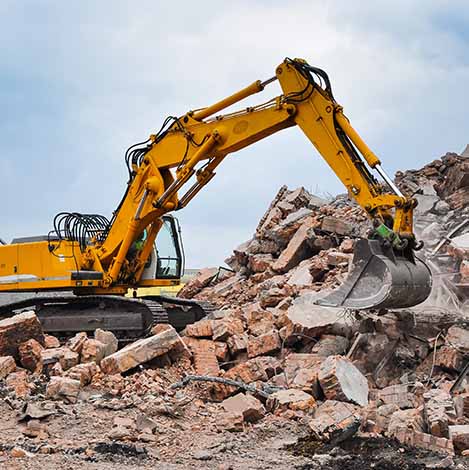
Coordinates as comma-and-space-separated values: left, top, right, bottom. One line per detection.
141, 215, 184, 281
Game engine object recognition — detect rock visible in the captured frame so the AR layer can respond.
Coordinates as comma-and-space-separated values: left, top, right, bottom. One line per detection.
18, 338, 44, 372
44, 334, 60, 349
321, 216, 352, 236
318, 355, 369, 406
66, 362, 99, 386
22, 419, 48, 438
212, 319, 244, 342
192, 449, 213, 461
247, 330, 281, 358
445, 326, 469, 354
0, 311, 44, 358
185, 320, 214, 338
387, 408, 425, 437
6, 370, 31, 397
272, 218, 315, 273
66, 332, 88, 354
267, 389, 316, 412
81, 338, 107, 364
100, 326, 182, 374
434, 346, 465, 372
449, 425, 469, 451
0, 355, 16, 379
11, 447, 34, 458
309, 400, 361, 444
248, 254, 274, 273
94, 329, 118, 357
217, 412, 245, 432
222, 393, 265, 422
414, 194, 440, 214
46, 376, 81, 403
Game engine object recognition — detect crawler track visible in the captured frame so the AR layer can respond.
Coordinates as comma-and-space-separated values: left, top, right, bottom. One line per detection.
0, 294, 214, 342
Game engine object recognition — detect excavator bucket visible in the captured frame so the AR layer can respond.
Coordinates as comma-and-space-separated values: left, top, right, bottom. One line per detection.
315, 239, 432, 310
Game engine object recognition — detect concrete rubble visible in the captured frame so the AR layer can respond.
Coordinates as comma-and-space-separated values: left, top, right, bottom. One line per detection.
2, 148, 469, 466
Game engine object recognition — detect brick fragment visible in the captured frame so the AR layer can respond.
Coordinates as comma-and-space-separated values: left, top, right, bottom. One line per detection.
267, 389, 316, 412
0, 355, 16, 379
449, 425, 469, 451
46, 376, 81, 403
321, 216, 352, 236
272, 218, 315, 273
18, 339, 44, 372
66, 362, 99, 386
81, 339, 107, 364
435, 346, 465, 371
394, 428, 454, 455
378, 384, 416, 409
222, 393, 265, 422
318, 355, 368, 407
185, 320, 213, 338
226, 334, 248, 356
44, 334, 60, 349
0, 311, 44, 358
5, 370, 32, 398
66, 332, 87, 354
309, 400, 361, 444
187, 339, 220, 376
247, 330, 281, 358
214, 341, 230, 362
212, 319, 244, 342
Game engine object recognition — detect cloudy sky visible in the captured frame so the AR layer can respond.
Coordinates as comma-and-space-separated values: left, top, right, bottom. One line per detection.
1, 1, 468, 267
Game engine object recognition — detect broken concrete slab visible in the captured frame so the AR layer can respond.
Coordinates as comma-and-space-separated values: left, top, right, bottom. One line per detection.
100, 326, 182, 374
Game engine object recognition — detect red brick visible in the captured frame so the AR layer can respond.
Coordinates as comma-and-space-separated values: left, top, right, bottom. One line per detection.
185, 320, 213, 338
247, 330, 281, 358
222, 393, 265, 422
186, 339, 220, 376
18, 339, 44, 372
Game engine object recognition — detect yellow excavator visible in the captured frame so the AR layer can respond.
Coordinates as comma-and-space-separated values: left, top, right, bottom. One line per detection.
0, 58, 431, 339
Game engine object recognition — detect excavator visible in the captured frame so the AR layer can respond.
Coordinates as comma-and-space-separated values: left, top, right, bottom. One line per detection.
0, 58, 432, 340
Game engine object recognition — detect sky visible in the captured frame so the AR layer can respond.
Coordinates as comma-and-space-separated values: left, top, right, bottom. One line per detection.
1, 1, 468, 268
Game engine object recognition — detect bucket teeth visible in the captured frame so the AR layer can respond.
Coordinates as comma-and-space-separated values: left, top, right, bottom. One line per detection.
315, 239, 432, 310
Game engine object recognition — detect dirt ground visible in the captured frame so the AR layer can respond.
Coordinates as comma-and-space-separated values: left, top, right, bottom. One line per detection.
1, 388, 467, 470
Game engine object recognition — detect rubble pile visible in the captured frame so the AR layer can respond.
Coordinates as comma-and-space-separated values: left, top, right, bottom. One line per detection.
179, 185, 370, 309
2, 148, 469, 466
396, 151, 469, 305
